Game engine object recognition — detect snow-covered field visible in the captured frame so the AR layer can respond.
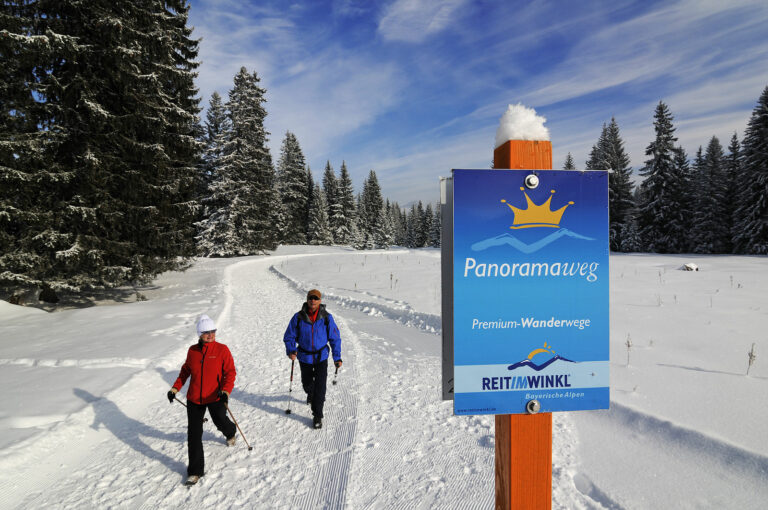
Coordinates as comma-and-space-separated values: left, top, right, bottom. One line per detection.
0, 246, 766, 509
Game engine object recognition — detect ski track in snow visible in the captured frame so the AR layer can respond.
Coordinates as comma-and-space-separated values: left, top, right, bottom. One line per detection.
0, 255, 365, 510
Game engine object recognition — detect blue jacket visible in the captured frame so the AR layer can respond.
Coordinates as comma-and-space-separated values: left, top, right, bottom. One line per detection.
284, 303, 342, 364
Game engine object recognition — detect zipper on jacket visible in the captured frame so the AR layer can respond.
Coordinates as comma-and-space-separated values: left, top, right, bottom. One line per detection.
200, 343, 207, 403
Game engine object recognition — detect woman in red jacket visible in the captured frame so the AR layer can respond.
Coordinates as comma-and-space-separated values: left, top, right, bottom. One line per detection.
167, 314, 236, 485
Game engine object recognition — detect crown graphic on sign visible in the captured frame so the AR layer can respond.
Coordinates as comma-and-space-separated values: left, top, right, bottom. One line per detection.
501, 187, 574, 229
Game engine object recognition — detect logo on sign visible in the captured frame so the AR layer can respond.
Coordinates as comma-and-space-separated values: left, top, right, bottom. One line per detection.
471, 185, 593, 253
507, 341, 574, 371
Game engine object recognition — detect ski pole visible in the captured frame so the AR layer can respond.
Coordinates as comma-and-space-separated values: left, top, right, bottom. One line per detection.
174, 395, 208, 422
332, 365, 339, 385
285, 359, 295, 415
225, 402, 253, 451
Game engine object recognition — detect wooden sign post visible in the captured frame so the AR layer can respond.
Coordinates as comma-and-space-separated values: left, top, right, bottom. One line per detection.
493, 138, 553, 510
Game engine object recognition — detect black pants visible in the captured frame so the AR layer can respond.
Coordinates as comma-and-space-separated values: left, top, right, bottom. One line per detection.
186, 400, 236, 476
300, 359, 328, 419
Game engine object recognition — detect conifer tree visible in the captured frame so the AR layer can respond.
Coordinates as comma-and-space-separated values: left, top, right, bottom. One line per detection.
201, 92, 230, 190
336, 161, 357, 245
586, 119, 634, 250
733, 86, 768, 254
636, 102, 686, 253
585, 125, 608, 170
387, 202, 404, 246
373, 199, 394, 249
430, 203, 442, 247
692, 136, 728, 253
308, 185, 333, 245
276, 132, 309, 244
1, 0, 202, 297
672, 146, 695, 252
196, 92, 233, 256
563, 153, 576, 170
603, 118, 635, 251
304, 167, 315, 240
722, 133, 741, 253
359, 170, 384, 249
619, 215, 643, 252
200, 67, 276, 255
422, 203, 435, 248
323, 161, 344, 243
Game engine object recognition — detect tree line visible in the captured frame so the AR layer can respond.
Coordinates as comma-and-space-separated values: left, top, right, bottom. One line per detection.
195, 79, 441, 257
566, 90, 768, 255
3, 2, 767, 303
0, 1, 438, 301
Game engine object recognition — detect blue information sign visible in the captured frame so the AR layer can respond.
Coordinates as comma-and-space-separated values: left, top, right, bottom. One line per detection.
453, 169, 609, 415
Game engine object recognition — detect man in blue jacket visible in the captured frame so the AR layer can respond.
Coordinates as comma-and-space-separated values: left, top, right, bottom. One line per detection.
284, 289, 342, 429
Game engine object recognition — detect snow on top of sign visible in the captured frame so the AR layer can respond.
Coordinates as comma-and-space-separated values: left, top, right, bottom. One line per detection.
494, 103, 550, 148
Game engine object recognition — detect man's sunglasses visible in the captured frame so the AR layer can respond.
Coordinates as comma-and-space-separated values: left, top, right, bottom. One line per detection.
308, 296, 320, 301
201, 330, 216, 335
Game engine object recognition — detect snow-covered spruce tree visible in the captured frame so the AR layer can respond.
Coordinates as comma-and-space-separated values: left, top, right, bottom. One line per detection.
0, 0, 57, 296
196, 92, 231, 255
390, 202, 406, 246
199, 67, 277, 256
604, 118, 635, 251
405, 203, 418, 248
430, 202, 442, 247
304, 166, 315, 240
422, 203, 434, 248
1, 0, 202, 299
201, 92, 230, 191
308, 185, 333, 245
733, 85, 768, 254
373, 199, 395, 248
563, 152, 576, 170
275, 132, 309, 244
672, 146, 696, 253
586, 119, 634, 250
354, 194, 372, 249
335, 161, 357, 245
692, 136, 729, 253
723, 133, 741, 253
373, 204, 393, 249
619, 215, 643, 252
323, 161, 343, 244
585, 124, 608, 170
636, 102, 687, 253
358, 170, 384, 249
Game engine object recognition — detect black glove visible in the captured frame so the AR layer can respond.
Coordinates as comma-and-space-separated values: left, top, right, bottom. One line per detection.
218, 390, 229, 404
167, 390, 176, 403
335, 359, 342, 369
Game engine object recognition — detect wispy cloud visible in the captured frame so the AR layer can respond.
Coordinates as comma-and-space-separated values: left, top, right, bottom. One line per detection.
188, 0, 768, 205
378, 0, 469, 43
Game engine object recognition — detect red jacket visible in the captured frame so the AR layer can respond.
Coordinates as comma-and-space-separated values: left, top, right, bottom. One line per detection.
173, 340, 236, 405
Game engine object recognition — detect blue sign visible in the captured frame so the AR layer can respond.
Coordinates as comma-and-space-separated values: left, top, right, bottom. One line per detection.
453, 169, 609, 415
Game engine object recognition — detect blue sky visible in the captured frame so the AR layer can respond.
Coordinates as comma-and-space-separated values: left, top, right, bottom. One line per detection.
188, 0, 768, 206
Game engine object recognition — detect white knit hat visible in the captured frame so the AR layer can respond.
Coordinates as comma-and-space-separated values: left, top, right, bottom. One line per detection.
196, 315, 216, 337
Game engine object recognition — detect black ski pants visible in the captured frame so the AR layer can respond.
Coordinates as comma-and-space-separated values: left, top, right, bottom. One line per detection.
300, 359, 328, 419
186, 400, 236, 476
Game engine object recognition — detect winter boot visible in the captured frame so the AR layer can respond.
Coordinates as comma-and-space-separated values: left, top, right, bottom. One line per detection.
185, 475, 200, 486
226, 435, 236, 447
313, 416, 322, 429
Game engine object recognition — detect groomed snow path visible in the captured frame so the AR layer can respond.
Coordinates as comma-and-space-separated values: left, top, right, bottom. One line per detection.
2, 255, 504, 509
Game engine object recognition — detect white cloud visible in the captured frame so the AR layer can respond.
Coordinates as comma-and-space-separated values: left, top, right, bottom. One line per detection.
266, 50, 406, 162
378, 0, 468, 43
